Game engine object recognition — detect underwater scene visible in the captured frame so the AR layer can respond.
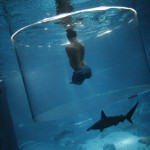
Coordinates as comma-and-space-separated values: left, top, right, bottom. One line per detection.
0, 0, 150, 150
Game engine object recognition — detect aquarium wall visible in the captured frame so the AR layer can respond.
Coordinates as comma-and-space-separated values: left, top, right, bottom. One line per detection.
0, 80, 18, 150
135, 0, 150, 66
0, 0, 150, 150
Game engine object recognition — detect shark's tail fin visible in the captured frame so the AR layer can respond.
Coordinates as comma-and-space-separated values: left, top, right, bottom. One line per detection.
126, 102, 138, 123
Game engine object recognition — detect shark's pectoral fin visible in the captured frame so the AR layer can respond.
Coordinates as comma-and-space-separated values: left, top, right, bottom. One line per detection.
100, 128, 103, 132
114, 122, 118, 126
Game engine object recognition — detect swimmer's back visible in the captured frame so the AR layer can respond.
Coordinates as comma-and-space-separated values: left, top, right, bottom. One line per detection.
65, 41, 86, 70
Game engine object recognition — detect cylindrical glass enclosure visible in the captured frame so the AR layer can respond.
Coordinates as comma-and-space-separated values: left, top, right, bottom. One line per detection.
11, 7, 150, 122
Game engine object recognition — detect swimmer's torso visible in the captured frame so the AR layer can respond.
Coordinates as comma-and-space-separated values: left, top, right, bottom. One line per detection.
65, 41, 86, 70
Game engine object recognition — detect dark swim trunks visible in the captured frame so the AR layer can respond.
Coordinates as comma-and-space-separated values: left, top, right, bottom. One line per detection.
70, 66, 92, 85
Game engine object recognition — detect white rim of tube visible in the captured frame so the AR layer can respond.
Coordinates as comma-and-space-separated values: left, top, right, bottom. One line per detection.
11, 6, 137, 43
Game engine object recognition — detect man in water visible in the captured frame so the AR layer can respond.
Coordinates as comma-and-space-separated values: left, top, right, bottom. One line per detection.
65, 28, 92, 85
55, 0, 92, 84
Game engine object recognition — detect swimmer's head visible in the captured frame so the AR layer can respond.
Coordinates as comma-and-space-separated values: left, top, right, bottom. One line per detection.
66, 29, 77, 40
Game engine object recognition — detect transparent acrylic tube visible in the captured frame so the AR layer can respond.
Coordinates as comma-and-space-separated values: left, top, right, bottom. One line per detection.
11, 7, 150, 122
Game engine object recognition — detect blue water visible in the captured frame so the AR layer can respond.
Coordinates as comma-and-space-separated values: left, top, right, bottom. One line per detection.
0, 0, 150, 150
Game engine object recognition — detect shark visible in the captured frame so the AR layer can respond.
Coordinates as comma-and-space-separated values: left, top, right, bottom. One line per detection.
138, 137, 150, 147
87, 102, 138, 132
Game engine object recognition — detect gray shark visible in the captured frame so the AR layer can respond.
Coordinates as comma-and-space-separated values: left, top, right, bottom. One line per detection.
138, 137, 150, 147
87, 102, 138, 132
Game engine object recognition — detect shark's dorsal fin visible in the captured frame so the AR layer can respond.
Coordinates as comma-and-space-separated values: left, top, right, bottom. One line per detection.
101, 110, 107, 119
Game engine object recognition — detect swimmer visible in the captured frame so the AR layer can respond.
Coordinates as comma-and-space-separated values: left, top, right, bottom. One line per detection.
55, 0, 91, 84
65, 29, 92, 85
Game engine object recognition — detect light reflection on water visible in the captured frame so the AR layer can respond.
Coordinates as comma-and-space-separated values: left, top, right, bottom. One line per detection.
12, 6, 136, 49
